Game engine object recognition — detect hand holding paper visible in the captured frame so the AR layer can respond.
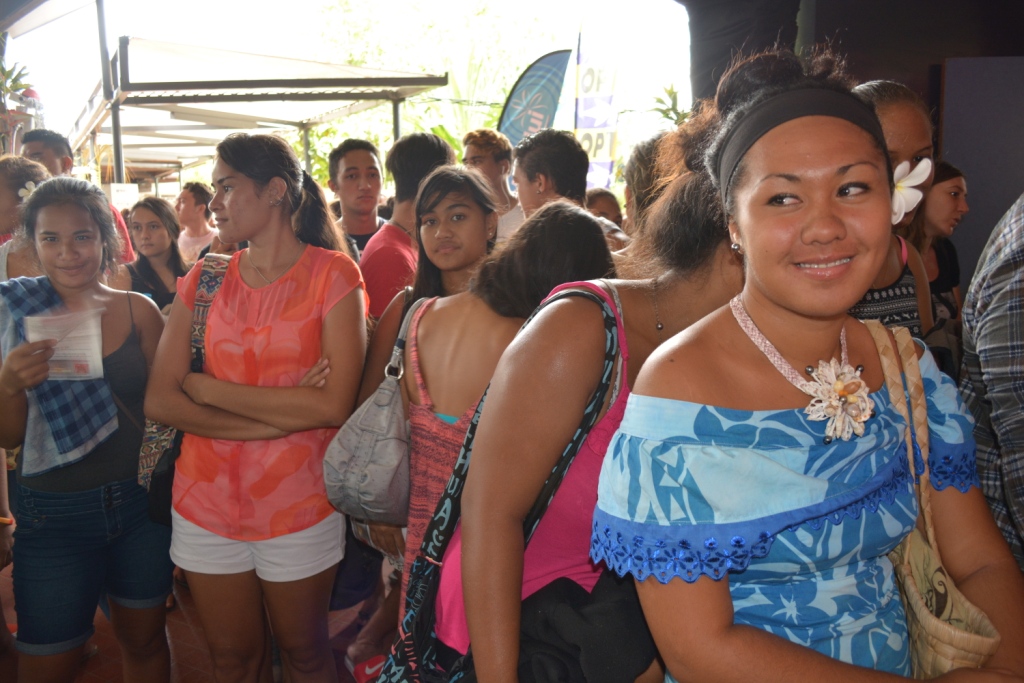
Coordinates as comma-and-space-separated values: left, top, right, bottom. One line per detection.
0, 339, 56, 395
24, 309, 104, 380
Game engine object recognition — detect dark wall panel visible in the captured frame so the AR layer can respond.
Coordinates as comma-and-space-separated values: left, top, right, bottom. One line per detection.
812, 1, 1024, 287
812, 0, 1024, 99
677, 0, 801, 102
675, 0, 1024, 286
679, 0, 1024, 109
941, 57, 1024, 290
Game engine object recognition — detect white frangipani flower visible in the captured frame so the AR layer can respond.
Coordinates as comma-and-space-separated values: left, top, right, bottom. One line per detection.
891, 158, 932, 225
18, 181, 36, 200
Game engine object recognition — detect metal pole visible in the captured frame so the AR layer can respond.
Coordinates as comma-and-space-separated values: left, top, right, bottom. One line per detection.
95, 0, 124, 183
392, 99, 402, 141
89, 132, 99, 183
302, 127, 312, 174
795, 0, 817, 55
110, 101, 125, 183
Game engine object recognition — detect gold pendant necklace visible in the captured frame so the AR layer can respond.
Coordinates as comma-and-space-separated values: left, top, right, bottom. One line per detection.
246, 246, 303, 285
649, 275, 665, 338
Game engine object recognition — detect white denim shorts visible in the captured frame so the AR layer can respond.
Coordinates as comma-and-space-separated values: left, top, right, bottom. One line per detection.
170, 508, 345, 582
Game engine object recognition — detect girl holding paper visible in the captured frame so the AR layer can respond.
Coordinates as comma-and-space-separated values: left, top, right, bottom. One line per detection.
0, 177, 171, 683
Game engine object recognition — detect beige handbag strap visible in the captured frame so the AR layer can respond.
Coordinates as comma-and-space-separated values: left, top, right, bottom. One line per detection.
864, 321, 940, 556
892, 327, 930, 458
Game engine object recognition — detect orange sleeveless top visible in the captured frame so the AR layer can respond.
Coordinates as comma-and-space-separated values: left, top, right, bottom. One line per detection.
173, 247, 366, 540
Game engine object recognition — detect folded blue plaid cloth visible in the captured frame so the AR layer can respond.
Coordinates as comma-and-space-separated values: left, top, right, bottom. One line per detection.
0, 277, 117, 475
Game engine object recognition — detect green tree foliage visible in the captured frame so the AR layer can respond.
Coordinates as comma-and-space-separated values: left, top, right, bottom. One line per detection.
287, 0, 577, 188
0, 33, 32, 114
652, 86, 689, 127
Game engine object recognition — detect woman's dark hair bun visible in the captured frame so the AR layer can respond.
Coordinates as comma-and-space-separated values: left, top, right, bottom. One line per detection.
715, 46, 856, 120
703, 46, 864, 212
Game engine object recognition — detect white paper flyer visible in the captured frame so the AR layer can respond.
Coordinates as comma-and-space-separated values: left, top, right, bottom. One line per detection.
24, 309, 104, 380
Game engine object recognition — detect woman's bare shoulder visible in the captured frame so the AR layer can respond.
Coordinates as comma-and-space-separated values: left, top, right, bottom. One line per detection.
125, 289, 162, 313
428, 293, 523, 337
635, 308, 740, 403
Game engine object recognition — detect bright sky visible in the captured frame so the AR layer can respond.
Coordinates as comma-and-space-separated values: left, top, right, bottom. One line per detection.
7, 0, 690, 159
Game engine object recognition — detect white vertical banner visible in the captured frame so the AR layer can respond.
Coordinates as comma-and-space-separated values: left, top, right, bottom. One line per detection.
574, 18, 619, 189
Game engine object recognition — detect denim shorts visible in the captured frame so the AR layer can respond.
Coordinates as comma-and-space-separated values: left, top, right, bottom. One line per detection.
12, 478, 173, 655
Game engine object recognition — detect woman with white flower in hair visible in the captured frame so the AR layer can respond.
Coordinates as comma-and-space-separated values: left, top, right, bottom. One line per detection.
0, 154, 49, 571
590, 47, 1024, 682
848, 80, 936, 337
0, 155, 49, 278
0, 154, 48, 681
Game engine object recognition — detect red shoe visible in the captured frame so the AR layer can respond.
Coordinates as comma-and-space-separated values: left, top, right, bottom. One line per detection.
348, 654, 386, 683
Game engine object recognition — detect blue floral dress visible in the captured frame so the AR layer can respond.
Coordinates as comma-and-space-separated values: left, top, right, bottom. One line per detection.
590, 351, 979, 678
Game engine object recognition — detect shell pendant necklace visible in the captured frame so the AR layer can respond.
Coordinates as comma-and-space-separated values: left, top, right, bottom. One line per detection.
729, 296, 873, 443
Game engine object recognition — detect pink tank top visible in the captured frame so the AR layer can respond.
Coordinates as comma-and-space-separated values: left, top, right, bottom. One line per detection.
433, 281, 628, 654
403, 298, 478, 609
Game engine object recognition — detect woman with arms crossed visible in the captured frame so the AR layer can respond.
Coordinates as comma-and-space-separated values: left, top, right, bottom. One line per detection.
591, 48, 1024, 682
146, 133, 365, 683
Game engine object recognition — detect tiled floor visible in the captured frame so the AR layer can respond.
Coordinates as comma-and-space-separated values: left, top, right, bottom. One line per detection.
0, 564, 374, 682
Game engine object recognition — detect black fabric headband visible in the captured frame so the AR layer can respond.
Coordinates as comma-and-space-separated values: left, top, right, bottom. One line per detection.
716, 88, 888, 202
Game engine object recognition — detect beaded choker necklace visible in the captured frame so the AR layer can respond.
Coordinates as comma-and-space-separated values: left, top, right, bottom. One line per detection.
729, 296, 873, 443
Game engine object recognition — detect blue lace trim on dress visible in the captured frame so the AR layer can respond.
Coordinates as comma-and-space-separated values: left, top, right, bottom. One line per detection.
928, 439, 980, 493
591, 446, 913, 584
906, 412, 978, 493
591, 518, 774, 583
799, 449, 911, 531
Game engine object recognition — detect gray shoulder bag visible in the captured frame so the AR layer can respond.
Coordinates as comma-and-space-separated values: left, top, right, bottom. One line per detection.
323, 297, 427, 525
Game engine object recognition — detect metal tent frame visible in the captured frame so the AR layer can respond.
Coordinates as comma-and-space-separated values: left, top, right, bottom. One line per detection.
3, 1, 447, 185
68, 35, 447, 185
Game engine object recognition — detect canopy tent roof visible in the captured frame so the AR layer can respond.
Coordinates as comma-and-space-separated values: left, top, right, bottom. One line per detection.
0, 0, 92, 36
68, 36, 447, 183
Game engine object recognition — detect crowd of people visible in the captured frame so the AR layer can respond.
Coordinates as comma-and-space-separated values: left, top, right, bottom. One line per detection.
0, 43, 1023, 683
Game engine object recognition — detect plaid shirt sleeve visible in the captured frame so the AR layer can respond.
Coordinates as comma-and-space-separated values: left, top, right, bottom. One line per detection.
960, 192, 1024, 569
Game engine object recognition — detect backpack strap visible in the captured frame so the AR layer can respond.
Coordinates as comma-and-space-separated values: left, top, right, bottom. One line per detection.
190, 254, 230, 373
136, 254, 231, 490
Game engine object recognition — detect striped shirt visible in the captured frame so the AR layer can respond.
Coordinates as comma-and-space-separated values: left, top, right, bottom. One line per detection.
850, 237, 924, 337
959, 191, 1024, 569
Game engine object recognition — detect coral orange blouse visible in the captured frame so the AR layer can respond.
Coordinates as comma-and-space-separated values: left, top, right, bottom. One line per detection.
173, 246, 365, 540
